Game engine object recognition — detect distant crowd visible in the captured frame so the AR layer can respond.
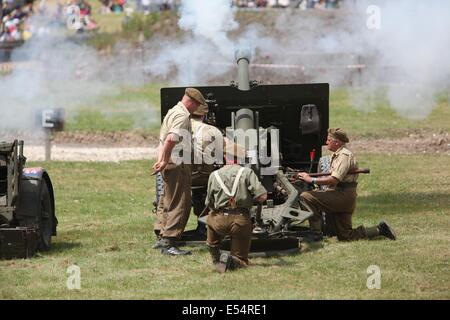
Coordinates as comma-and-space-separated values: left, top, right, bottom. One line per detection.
93, 0, 343, 17
232, 0, 342, 9
121, 0, 342, 15
1, 0, 34, 43
1, 0, 344, 43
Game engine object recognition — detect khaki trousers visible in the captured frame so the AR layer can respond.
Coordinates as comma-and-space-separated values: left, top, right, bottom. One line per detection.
206, 211, 252, 267
300, 187, 367, 241
153, 190, 165, 234
160, 163, 192, 239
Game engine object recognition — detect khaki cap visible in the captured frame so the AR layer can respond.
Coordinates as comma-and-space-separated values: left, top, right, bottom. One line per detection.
185, 87, 206, 106
328, 128, 349, 143
193, 103, 209, 116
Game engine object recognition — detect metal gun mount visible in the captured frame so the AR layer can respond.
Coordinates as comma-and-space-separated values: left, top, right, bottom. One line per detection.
156, 48, 330, 255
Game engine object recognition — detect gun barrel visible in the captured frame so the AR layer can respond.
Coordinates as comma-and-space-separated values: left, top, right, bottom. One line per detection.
235, 48, 251, 91
309, 168, 370, 177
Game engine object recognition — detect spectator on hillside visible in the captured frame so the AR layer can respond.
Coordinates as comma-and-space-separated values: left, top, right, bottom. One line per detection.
159, 0, 172, 11
141, 0, 150, 14
256, 0, 267, 7
110, 0, 125, 13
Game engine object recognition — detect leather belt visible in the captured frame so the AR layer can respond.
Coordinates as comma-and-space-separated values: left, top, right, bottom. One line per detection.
215, 207, 250, 215
337, 182, 358, 189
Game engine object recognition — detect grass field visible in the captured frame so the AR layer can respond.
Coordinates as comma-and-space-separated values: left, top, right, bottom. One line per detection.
64, 83, 163, 135
1, 154, 449, 299
64, 85, 450, 139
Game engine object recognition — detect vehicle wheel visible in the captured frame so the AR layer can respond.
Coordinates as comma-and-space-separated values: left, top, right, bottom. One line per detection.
37, 179, 53, 251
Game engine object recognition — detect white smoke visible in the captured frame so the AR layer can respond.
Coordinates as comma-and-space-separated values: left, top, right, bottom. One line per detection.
178, 0, 238, 59
2, 0, 449, 134
0, 15, 153, 136
268, 0, 450, 119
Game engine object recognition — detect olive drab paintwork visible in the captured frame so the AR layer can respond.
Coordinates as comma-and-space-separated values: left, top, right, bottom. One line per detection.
0, 140, 57, 259
154, 50, 331, 253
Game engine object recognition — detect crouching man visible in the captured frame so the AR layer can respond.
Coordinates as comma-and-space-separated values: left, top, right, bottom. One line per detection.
298, 128, 396, 241
205, 154, 267, 273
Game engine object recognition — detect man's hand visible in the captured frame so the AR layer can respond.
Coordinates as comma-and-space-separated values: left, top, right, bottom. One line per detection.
152, 160, 168, 174
297, 172, 313, 184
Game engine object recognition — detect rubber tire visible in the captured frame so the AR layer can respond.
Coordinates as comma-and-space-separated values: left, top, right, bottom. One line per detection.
37, 179, 53, 251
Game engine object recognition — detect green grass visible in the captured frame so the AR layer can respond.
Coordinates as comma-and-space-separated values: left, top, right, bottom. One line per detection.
64, 83, 163, 135
330, 88, 450, 138
64, 85, 449, 138
1, 155, 449, 299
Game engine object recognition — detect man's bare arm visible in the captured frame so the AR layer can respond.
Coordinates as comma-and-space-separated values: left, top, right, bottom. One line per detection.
152, 133, 178, 173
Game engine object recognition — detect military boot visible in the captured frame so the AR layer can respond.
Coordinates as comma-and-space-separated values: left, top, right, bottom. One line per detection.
160, 238, 192, 256
378, 221, 396, 240
365, 226, 380, 239
215, 252, 233, 273
308, 219, 323, 242
152, 237, 167, 249
208, 246, 221, 264
215, 253, 242, 273
365, 222, 396, 240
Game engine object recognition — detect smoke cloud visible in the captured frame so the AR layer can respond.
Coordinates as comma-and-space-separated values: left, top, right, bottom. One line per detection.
1, 0, 449, 136
0, 15, 153, 136
146, 0, 450, 119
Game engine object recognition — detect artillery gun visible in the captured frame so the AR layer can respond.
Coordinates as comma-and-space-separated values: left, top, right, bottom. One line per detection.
155, 49, 330, 254
0, 140, 57, 259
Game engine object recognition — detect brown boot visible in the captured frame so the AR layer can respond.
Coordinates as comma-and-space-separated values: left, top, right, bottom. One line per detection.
215, 253, 244, 273
215, 252, 233, 273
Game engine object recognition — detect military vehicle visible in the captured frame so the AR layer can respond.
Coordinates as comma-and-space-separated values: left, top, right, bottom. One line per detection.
154, 49, 330, 254
0, 140, 57, 259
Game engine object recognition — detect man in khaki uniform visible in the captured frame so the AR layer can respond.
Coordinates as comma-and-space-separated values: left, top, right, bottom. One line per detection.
298, 128, 396, 241
205, 156, 267, 273
152, 87, 206, 255
191, 103, 223, 188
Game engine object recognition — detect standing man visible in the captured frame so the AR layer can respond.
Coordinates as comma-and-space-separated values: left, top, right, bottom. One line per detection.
152, 87, 206, 256
298, 128, 396, 241
205, 154, 267, 273
190, 103, 224, 221
191, 103, 222, 188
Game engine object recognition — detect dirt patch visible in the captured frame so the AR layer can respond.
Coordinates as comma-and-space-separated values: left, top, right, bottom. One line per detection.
4, 130, 449, 162
51, 130, 448, 155
53, 131, 159, 147
349, 131, 449, 155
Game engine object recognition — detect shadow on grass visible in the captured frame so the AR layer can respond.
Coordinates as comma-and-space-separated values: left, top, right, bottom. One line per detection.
252, 255, 298, 268
358, 192, 450, 214
49, 241, 82, 253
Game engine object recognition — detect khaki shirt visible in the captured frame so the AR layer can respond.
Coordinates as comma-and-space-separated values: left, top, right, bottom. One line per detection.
206, 164, 267, 210
330, 146, 359, 183
159, 102, 191, 145
191, 118, 224, 166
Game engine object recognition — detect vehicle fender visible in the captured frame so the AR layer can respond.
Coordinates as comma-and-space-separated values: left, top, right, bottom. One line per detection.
15, 167, 57, 235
